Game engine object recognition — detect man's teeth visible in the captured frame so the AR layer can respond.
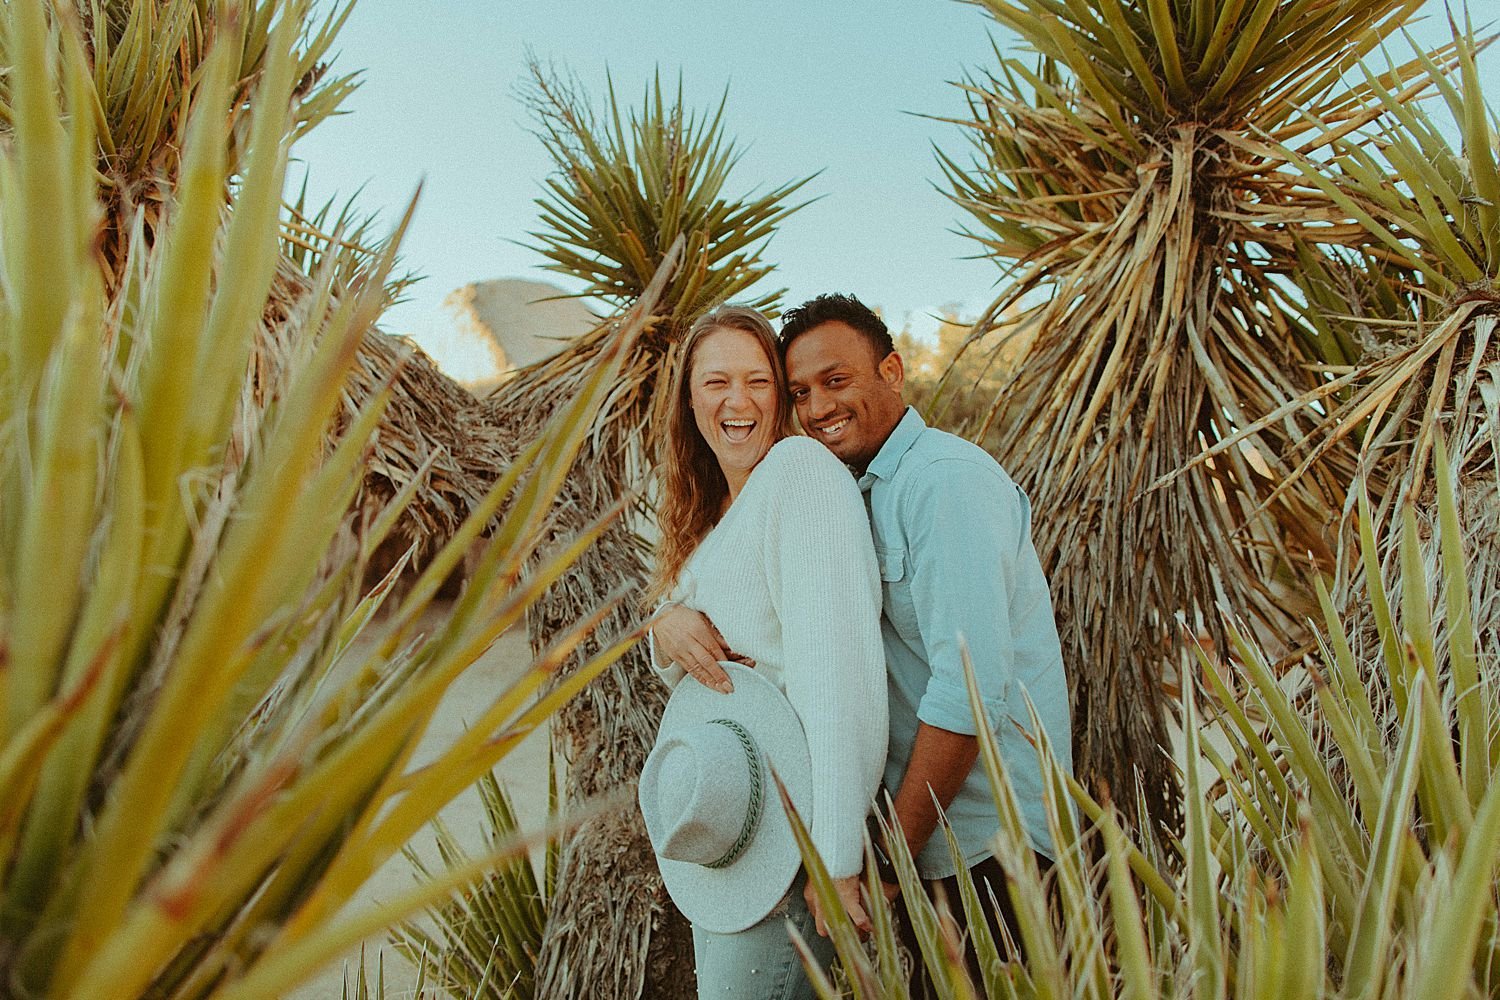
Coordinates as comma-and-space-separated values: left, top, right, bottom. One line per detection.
820, 418, 849, 436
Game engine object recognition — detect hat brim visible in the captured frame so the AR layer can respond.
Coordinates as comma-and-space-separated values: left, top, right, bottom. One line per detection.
646, 662, 813, 933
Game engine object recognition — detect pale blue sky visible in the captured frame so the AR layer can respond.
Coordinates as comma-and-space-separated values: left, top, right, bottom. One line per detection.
295, 1, 1495, 377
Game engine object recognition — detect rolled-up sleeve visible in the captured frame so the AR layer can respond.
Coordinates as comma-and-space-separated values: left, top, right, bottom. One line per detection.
904, 459, 1023, 735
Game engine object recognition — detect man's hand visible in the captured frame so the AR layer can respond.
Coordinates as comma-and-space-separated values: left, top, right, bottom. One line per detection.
804, 875, 873, 939
651, 604, 748, 693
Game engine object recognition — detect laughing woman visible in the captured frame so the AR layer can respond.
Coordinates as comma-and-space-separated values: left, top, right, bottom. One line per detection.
640, 305, 887, 999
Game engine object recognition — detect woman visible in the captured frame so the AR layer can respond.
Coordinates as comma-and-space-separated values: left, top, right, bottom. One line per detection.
644, 305, 887, 999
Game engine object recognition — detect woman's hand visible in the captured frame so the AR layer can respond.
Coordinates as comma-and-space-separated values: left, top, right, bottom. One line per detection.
651, 604, 746, 693
804, 875, 873, 939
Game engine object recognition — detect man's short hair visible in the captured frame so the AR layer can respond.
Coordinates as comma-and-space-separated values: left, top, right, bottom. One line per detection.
779, 293, 895, 363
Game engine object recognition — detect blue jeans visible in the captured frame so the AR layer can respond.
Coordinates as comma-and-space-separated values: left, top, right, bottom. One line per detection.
691, 880, 836, 999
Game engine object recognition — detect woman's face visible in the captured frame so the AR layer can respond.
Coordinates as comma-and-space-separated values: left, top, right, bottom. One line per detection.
688, 327, 781, 492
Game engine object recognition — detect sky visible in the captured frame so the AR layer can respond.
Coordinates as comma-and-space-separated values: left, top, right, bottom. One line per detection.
294, 1, 1497, 379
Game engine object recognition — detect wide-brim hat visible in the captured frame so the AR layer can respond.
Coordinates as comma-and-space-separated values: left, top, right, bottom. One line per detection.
638, 662, 812, 933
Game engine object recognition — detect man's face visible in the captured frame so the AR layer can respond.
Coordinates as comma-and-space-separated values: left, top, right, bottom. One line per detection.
785, 320, 907, 472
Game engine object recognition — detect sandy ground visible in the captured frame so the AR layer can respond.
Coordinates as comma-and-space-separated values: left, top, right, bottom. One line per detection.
288, 618, 557, 1000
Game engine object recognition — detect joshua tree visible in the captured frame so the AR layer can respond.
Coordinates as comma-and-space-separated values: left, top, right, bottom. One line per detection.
937, 0, 1439, 832
1207, 21, 1500, 766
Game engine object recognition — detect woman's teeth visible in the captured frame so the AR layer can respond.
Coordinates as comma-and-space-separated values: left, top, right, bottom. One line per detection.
721, 419, 755, 442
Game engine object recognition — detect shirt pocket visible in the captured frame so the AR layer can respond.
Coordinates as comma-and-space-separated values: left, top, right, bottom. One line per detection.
875, 545, 920, 640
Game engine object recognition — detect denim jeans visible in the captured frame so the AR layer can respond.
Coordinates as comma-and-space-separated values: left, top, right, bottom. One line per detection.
691, 879, 836, 999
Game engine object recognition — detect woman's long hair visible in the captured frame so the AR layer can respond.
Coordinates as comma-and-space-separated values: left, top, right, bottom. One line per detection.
648, 306, 794, 602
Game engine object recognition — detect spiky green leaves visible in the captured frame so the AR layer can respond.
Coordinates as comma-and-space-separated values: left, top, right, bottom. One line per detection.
967, 0, 1423, 132
0, 4, 669, 998
933, 0, 1468, 835
526, 68, 811, 332
393, 767, 553, 1000
0, 0, 359, 192
788, 452, 1499, 999
1281, 20, 1499, 298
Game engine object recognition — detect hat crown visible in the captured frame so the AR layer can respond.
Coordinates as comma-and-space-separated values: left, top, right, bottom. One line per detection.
641, 719, 764, 869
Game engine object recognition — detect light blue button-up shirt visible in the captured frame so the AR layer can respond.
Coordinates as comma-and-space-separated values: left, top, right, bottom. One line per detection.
858, 408, 1071, 876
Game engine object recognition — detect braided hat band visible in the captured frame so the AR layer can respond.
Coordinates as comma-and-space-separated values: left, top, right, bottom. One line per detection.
702, 718, 764, 869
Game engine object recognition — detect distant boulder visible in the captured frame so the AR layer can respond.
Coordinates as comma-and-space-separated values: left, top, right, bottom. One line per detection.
443, 279, 597, 386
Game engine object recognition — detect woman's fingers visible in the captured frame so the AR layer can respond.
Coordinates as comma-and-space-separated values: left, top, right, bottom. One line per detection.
837, 877, 872, 937
676, 621, 732, 692
655, 606, 723, 667
649, 605, 740, 692
845, 898, 872, 937
804, 881, 830, 937
673, 631, 732, 693
692, 649, 733, 693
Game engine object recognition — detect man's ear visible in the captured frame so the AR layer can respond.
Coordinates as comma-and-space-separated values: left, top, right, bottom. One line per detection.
878, 350, 905, 394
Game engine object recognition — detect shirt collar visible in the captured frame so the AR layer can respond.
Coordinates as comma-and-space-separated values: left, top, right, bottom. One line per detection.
858, 407, 925, 491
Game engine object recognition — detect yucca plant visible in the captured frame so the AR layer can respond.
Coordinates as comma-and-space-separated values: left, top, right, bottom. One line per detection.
1194, 19, 1499, 710
40, 0, 358, 293
341, 945, 430, 1000
0, 0, 490, 581
283, 177, 421, 313
470, 65, 811, 1000
936, 0, 1450, 832
794, 447, 1500, 998
0, 3, 664, 996
393, 764, 558, 999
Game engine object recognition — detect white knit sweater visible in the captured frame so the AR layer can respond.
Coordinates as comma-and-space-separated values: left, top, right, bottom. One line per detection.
653, 436, 888, 878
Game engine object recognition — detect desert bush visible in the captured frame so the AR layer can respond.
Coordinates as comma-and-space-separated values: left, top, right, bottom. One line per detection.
392, 765, 557, 1000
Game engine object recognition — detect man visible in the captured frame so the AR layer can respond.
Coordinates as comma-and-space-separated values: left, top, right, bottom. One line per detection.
653, 293, 1071, 989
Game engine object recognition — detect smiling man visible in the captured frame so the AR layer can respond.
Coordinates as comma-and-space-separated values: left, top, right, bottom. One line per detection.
779, 290, 1070, 902
652, 293, 1072, 993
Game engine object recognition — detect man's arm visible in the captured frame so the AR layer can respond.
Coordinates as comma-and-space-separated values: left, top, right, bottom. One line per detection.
887, 722, 981, 863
